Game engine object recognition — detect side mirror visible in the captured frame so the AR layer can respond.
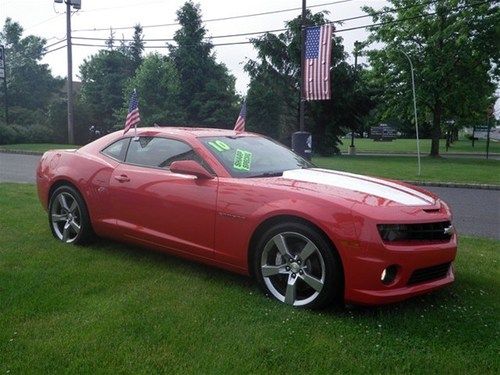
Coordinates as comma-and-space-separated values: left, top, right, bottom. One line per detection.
170, 160, 214, 179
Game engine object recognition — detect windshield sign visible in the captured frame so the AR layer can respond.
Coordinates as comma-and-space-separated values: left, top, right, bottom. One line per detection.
200, 136, 312, 178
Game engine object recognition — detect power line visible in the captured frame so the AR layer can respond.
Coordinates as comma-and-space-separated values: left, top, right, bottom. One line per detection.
44, 0, 494, 55
72, 0, 359, 32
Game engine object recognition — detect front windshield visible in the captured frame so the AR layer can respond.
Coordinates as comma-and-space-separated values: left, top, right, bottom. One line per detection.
199, 135, 313, 178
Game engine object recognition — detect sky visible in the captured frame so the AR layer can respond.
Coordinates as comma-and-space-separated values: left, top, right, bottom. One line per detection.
1, 0, 498, 117
1, 0, 388, 94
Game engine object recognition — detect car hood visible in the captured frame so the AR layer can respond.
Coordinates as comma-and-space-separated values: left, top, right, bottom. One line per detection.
276, 168, 436, 207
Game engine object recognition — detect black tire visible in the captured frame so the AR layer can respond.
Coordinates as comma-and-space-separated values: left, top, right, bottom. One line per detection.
253, 221, 343, 309
48, 185, 94, 245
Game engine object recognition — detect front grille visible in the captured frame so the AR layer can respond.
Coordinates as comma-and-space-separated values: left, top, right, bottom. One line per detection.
378, 221, 452, 242
408, 262, 451, 285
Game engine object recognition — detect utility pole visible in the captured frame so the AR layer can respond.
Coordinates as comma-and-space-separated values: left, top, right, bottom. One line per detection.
350, 41, 361, 155
55, 0, 80, 144
0, 45, 8, 124
299, 0, 306, 132
66, 0, 75, 144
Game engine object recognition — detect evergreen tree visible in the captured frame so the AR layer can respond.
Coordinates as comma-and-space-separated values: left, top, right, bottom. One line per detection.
168, 1, 237, 127
129, 24, 145, 71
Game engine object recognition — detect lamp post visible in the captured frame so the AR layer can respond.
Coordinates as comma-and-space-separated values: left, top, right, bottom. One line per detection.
400, 50, 421, 176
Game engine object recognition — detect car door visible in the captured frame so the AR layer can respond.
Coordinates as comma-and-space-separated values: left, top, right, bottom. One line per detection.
108, 136, 217, 259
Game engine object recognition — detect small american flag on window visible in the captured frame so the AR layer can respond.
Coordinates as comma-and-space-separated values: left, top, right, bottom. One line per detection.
303, 25, 333, 101
233, 100, 246, 132
124, 89, 140, 134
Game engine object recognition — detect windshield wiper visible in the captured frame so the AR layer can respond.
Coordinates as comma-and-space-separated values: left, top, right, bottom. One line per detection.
247, 172, 283, 178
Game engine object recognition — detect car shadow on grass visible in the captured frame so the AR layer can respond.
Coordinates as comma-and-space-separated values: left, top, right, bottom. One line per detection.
87, 236, 463, 316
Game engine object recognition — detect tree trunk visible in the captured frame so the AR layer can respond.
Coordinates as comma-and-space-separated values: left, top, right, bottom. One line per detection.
430, 100, 442, 157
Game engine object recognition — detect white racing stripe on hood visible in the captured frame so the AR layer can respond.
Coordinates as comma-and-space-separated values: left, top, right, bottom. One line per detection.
282, 168, 435, 206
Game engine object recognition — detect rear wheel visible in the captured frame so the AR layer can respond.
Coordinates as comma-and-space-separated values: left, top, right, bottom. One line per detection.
48, 185, 93, 244
253, 221, 343, 309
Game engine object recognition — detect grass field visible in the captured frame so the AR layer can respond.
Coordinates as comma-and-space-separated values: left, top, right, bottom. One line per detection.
340, 138, 500, 154
1, 183, 499, 373
314, 155, 500, 185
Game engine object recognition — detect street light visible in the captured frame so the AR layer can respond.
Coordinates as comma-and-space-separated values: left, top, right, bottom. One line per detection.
400, 50, 421, 176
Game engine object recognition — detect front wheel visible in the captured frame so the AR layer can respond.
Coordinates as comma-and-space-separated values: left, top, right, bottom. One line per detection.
253, 221, 343, 309
48, 185, 93, 245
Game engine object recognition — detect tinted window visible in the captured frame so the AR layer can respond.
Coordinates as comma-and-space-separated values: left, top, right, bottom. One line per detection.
102, 138, 130, 161
200, 135, 312, 178
125, 137, 203, 168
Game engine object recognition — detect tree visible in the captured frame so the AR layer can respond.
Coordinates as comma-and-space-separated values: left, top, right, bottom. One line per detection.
0, 18, 62, 122
129, 24, 145, 71
79, 50, 134, 130
245, 12, 374, 154
168, 1, 237, 127
364, 0, 499, 156
120, 53, 184, 125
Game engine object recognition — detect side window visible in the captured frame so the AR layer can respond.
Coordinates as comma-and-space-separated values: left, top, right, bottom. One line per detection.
102, 138, 130, 162
125, 137, 205, 169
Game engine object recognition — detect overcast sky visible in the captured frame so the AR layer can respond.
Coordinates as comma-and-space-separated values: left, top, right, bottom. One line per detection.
2, 0, 498, 117
2, 0, 388, 94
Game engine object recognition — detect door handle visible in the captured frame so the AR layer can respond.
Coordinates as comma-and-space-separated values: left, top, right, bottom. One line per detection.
114, 174, 130, 183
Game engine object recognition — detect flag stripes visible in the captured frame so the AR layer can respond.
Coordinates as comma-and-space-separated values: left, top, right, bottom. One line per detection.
304, 24, 333, 101
124, 89, 140, 134
234, 100, 246, 132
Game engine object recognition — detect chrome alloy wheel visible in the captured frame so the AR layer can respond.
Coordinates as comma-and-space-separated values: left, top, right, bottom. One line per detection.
260, 231, 326, 306
50, 192, 82, 243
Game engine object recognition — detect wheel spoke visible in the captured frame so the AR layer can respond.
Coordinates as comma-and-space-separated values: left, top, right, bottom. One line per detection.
58, 194, 70, 211
261, 265, 286, 277
52, 214, 66, 222
300, 272, 324, 292
62, 222, 70, 242
284, 275, 297, 305
69, 200, 78, 215
273, 234, 291, 258
299, 240, 317, 261
69, 220, 80, 233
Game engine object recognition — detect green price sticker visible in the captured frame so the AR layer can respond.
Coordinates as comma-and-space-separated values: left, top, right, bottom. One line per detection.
233, 149, 252, 171
208, 140, 230, 152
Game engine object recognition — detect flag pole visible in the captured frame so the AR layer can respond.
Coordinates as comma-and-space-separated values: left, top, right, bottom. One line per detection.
299, 0, 306, 132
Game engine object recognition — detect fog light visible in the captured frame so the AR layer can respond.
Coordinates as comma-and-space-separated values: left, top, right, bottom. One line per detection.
381, 265, 398, 285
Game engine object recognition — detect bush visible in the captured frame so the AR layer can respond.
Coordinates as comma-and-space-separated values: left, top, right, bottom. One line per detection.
0, 124, 28, 144
0, 123, 54, 144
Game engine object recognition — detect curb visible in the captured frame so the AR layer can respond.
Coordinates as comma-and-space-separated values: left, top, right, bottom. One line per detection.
1, 149, 498, 190
404, 180, 500, 191
0, 149, 44, 156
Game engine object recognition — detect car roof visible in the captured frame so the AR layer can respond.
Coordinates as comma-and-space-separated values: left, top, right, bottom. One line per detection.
132, 127, 257, 138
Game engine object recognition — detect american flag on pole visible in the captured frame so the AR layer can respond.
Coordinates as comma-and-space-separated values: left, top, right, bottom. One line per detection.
303, 24, 333, 101
233, 100, 246, 132
124, 89, 140, 134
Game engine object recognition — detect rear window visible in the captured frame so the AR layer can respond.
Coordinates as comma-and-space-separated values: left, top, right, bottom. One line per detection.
102, 138, 130, 161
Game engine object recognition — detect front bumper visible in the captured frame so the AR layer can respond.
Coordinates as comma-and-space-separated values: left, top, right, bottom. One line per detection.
341, 235, 457, 305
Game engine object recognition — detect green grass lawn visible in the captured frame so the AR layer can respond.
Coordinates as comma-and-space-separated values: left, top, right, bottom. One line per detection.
1, 183, 499, 373
340, 138, 500, 154
0, 143, 78, 153
314, 155, 500, 185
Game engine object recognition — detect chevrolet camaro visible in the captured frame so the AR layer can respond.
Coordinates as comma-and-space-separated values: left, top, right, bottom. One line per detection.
36, 128, 457, 308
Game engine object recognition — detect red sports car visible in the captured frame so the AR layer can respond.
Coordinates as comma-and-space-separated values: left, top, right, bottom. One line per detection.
37, 128, 457, 308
